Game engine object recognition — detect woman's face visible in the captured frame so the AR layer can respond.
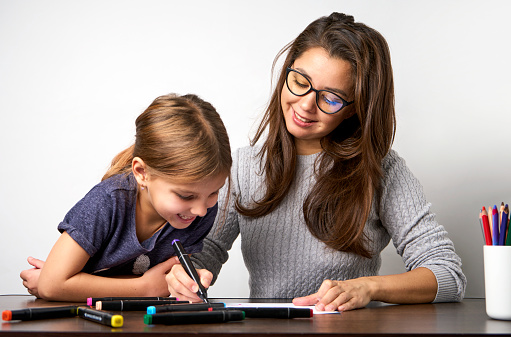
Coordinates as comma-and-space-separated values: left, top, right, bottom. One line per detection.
281, 47, 355, 155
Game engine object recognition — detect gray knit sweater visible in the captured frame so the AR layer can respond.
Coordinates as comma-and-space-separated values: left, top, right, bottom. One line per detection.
192, 146, 466, 302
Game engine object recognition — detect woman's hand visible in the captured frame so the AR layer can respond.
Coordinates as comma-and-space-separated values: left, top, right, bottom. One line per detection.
293, 269, 438, 312
292, 278, 375, 312
166, 263, 213, 302
20, 256, 45, 298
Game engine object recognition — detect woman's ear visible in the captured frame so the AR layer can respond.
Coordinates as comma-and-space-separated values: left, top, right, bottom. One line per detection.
132, 157, 148, 186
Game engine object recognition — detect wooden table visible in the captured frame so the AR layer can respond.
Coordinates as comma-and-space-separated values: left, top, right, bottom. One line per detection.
1, 295, 510, 336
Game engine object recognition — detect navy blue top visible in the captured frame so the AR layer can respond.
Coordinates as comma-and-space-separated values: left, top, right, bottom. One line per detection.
58, 173, 216, 276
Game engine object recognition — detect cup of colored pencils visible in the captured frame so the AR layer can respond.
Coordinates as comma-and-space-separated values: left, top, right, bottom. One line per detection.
479, 203, 510, 246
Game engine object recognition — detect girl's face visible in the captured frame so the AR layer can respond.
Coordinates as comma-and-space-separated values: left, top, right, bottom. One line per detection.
143, 172, 227, 230
281, 47, 355, 155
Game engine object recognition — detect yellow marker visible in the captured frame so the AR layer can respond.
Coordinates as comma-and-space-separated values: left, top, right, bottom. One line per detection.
77, 307, 123, 328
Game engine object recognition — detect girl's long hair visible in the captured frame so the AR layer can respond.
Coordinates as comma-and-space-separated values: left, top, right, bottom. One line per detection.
102, 93, 232, 184
236, 13, 395, 258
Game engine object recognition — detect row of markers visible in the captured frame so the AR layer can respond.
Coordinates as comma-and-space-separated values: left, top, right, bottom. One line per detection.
2, 297, 313, 328
479, 203, 511, 246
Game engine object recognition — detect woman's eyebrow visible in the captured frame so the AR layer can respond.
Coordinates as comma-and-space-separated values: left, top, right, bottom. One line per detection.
324, 86, 349, 98
294, 67, 350, 98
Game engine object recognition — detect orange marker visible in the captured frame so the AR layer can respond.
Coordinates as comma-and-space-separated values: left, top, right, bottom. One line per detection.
2, 306, 77, 321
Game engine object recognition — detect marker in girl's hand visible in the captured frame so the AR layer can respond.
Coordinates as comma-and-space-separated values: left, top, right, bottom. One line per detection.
172, 239, 209, 303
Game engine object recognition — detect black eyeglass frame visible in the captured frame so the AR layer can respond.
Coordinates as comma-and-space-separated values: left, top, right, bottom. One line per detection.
285, 67, 354, 114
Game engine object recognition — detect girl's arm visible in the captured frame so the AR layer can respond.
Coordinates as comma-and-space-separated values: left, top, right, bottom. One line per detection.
293, 267, 437, 311
20, 257, 45, 297
38, 232, 177, 302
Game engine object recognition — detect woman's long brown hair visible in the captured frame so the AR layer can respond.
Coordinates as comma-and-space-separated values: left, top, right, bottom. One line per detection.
236, 13, 395, 258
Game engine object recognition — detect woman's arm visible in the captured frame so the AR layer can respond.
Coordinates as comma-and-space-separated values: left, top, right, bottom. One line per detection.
37, 232, 177, 302
295, 151, 465, 311
293, 267, 437, 311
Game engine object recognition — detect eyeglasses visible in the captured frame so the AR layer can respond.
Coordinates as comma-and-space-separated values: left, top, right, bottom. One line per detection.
285, 67, 354, 114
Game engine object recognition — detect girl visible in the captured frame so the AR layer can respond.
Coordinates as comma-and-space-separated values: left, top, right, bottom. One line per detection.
167, 13, 466, 311
20, 93, 231, 302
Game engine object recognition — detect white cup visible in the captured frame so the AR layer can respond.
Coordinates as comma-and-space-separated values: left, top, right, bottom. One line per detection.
484, 245, 511, 320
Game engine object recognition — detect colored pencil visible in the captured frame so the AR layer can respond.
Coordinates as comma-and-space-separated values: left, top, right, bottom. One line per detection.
503, 205, 510, 246
492, 205, 499, 245
481, 207, 492, 245
498, 203, 508, 246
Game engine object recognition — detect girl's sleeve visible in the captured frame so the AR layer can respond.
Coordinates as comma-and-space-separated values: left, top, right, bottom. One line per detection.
57, 186, 114, 257
191, 148, 242, 284
378, 151, 467, 302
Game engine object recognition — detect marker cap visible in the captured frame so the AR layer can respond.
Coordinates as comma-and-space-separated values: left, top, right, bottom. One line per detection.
2, 311, 12, 321
111, 315, 124, 328
147, 306, 156, 315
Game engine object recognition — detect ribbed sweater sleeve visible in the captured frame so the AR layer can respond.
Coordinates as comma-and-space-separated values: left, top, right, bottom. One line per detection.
191, 148, 242, 284
378, 151, 466, 302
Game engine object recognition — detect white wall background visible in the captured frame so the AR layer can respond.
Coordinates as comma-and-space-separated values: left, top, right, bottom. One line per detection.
1, 0, 510, 299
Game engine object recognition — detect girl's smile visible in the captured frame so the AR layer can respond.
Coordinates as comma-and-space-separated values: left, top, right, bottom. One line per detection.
177, 213, 196, 222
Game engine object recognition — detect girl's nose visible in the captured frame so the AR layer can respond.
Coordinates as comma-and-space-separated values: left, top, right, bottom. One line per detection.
191, 202, 208, 217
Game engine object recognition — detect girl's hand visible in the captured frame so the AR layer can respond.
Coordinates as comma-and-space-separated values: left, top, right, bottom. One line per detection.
20, 256, 45, 298
139, 257, 181, 297
292, 278, 375, 312
166, 263, 213, 302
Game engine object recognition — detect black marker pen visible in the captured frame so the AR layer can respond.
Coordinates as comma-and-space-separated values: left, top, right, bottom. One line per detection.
96, 299, 189, 311
77, 307, 123, 328
224, 307, 313, 318
144, 310, 245, 325
2, 306, 78, 321
87, 296, 176, 306
172, 239, 209, 303
147, 302, 225, 314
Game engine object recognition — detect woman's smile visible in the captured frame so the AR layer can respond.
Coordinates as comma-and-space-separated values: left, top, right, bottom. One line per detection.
293, 110, 316, 126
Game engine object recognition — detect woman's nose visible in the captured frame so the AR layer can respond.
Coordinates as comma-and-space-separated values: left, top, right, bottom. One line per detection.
300, 91, 317, 113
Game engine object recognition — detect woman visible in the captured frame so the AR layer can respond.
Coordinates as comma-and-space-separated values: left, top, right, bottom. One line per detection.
167, 13, 466, 312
